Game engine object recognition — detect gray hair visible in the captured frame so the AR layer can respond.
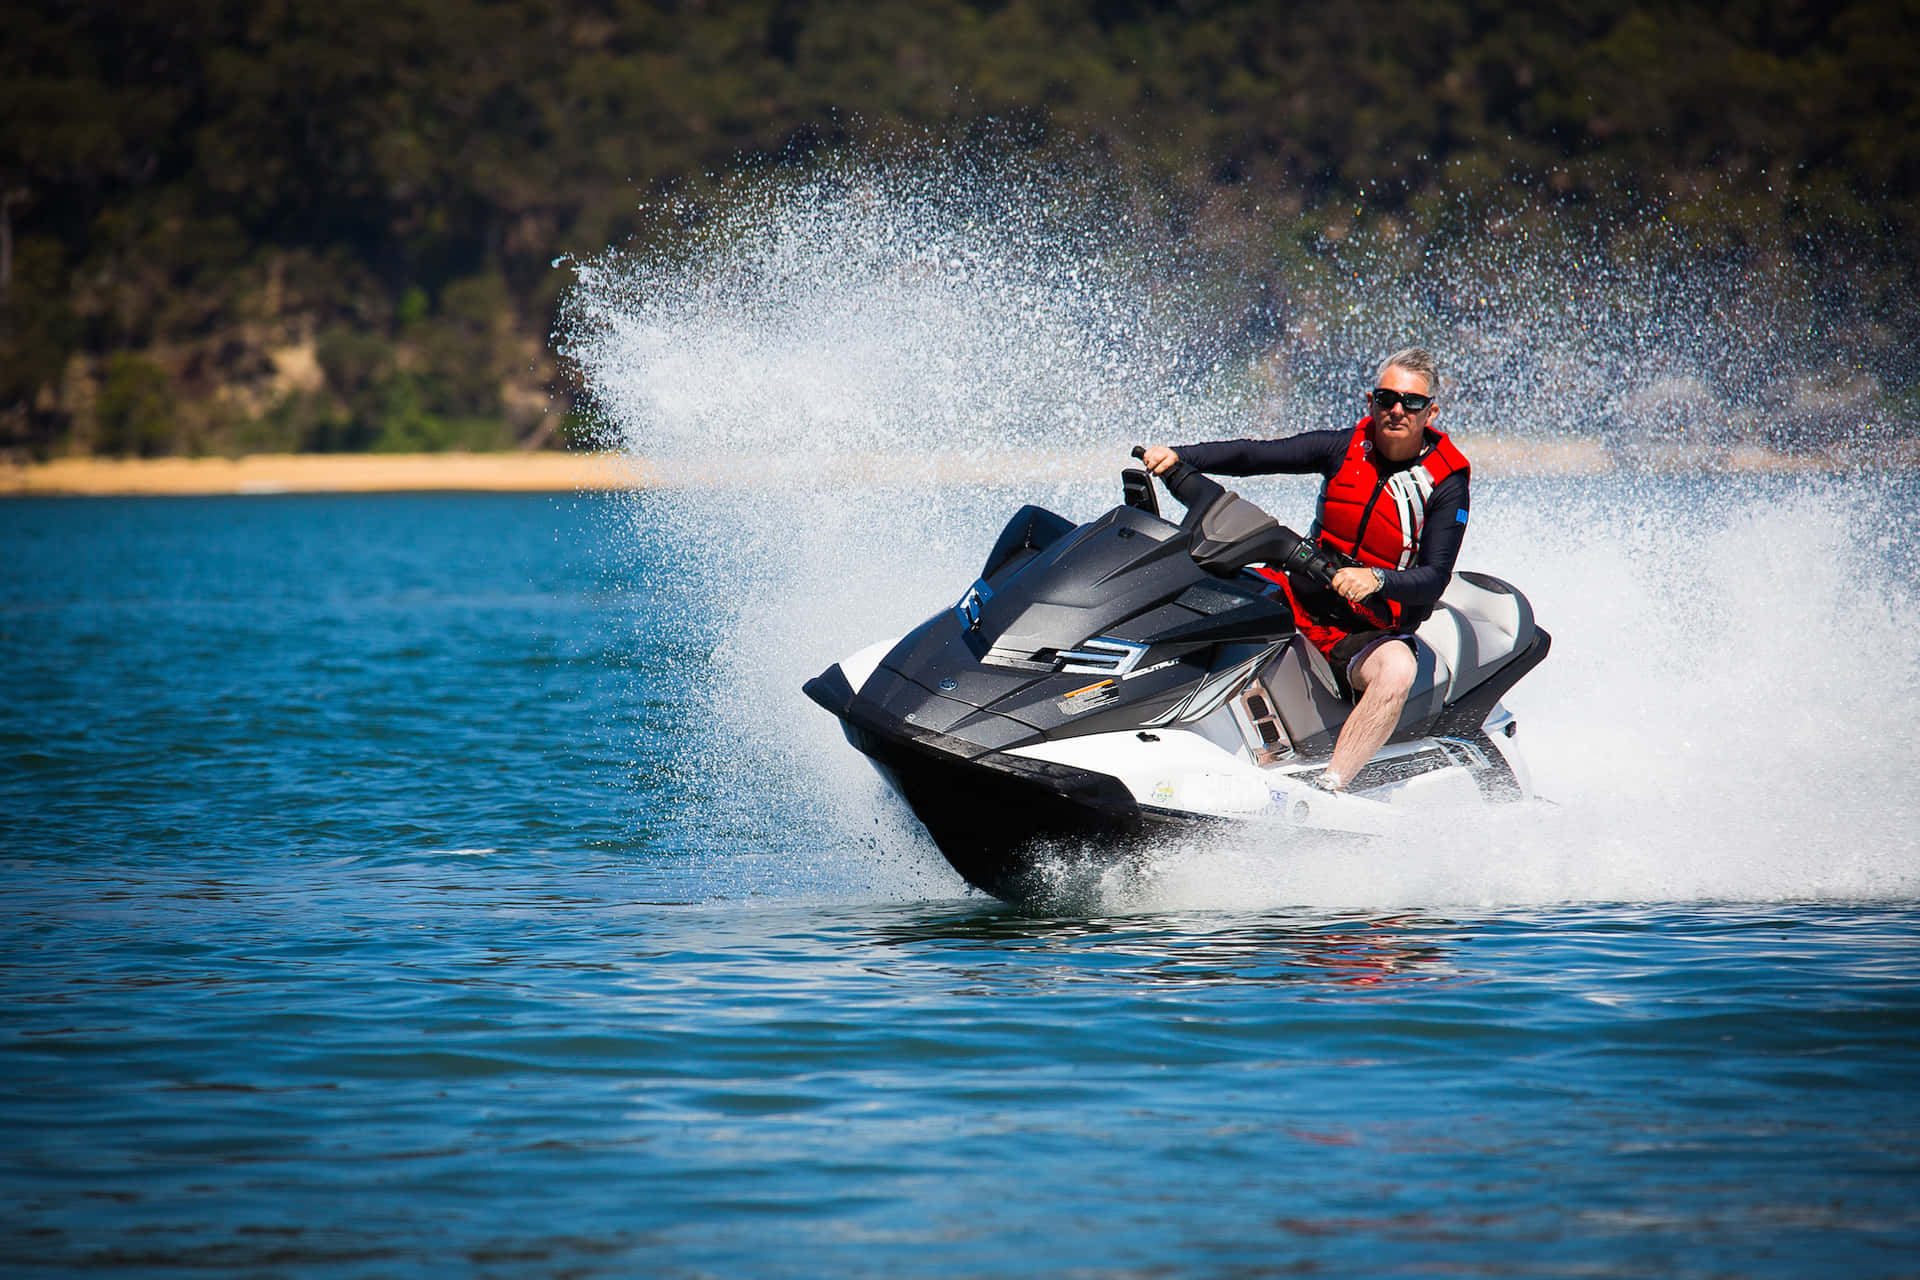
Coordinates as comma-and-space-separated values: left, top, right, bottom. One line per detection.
1375, 347, 1441, 398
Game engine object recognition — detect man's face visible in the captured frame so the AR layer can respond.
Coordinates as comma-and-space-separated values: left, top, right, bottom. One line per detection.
1366, 365, 1437, 460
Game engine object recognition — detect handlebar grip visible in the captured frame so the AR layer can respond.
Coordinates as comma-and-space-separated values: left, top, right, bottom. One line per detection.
1130, 444, 1225, 526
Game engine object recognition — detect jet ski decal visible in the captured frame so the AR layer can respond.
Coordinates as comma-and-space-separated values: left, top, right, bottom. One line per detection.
1058, 680, 1121, 716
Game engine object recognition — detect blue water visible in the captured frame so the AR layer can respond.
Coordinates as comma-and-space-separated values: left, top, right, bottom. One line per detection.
5, 491, 1920, 1277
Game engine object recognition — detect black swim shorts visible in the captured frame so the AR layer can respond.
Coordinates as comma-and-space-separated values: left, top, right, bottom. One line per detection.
1325, 630, 1417, 700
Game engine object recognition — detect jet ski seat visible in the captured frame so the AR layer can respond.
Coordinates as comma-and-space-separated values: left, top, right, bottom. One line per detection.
1415, 572, 1538, 703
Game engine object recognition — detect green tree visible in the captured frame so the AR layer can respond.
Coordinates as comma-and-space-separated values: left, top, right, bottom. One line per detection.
94, 354, 173, 456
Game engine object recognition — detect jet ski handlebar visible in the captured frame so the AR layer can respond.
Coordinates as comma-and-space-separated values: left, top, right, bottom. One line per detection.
1129, 445, 1353, 589
1260, 525, 1355, 591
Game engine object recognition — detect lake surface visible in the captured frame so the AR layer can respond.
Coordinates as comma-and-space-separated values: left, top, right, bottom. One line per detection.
4, 487, 1918, 1277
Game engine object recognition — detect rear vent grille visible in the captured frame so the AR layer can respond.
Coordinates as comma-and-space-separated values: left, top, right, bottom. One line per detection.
1235, 683, 1294, 764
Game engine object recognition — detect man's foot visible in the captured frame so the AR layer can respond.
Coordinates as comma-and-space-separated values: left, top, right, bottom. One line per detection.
1312, 771, 1346, 793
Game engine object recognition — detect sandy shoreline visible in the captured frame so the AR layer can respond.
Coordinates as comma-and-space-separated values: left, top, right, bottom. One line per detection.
0, 451, 655, 497
0, 438, 1904, 496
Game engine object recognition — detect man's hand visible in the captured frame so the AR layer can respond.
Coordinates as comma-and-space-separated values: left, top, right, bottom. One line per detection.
1138, 445, 1180, 475
1330, 566, 1383, 602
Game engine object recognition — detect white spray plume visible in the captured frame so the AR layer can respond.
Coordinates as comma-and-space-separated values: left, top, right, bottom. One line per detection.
564, 158, 1920, 909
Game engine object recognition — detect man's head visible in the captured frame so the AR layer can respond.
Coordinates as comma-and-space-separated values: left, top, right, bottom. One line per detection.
1366, 347, 1440, 462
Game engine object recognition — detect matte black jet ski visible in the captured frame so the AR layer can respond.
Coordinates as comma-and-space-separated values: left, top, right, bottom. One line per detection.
803, 452, 1551, 902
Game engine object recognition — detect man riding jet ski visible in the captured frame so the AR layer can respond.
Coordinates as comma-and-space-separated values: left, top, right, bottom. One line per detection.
803, 442, 1549, 905
1139, 347, 1470, 795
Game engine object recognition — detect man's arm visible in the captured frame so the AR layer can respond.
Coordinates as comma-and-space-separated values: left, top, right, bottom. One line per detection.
1154, 430, 1351, 478
1379, 472, 1470, 611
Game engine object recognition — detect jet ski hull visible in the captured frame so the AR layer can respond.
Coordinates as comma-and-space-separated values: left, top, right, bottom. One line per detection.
806, 663, 1215, 900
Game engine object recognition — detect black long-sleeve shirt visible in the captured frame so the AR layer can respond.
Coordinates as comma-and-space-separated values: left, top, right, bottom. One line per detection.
1172, 429, 1471, 627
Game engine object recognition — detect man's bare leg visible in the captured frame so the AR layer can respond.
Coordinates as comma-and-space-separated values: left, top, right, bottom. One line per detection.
1320, 641, 1417, 790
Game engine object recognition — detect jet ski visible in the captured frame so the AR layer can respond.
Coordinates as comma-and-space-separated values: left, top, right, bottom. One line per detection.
803, 450, 1551, 902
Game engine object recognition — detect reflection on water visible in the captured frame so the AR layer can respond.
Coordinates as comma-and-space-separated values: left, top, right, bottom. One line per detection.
864, 907, 1460, 991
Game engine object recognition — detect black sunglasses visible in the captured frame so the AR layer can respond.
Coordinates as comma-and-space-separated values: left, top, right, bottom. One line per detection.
1370, 388, 1434, 413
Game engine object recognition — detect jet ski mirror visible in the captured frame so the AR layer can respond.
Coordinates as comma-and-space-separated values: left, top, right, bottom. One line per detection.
1129, 445, 1220, 527
1120, 468, 1160, 518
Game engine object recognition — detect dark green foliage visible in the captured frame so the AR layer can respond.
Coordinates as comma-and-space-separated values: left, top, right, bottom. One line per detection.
0, 232, 80, 457
1, 0, 1915, 454
314, 280, 517, 451
94, 354, 173, 456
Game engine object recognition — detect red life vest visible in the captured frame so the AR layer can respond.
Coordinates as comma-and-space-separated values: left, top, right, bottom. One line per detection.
1312, 419, 1471, 626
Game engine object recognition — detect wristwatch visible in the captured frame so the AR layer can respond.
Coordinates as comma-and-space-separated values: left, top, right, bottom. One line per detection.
1371, 568, 1387, 595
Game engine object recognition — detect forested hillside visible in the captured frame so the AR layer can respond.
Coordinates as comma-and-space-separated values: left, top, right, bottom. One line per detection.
2, 0, 1914, 458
